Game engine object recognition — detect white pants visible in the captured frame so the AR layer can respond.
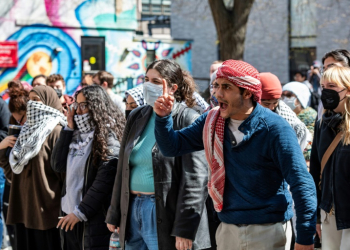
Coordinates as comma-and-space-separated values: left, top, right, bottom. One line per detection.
216, 221, 292, 250
321, 210, 350, 250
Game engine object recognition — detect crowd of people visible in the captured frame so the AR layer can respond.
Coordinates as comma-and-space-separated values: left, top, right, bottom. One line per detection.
0, 49, 348, 250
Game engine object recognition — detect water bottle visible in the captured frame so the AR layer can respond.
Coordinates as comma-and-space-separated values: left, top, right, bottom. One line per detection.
109, 230, 122, 250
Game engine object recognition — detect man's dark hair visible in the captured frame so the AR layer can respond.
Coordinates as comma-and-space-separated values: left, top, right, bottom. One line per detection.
239, 87, 254, 102
94, 71, 114, 89
32, 74, 47, 84
294, 71, 307, 79
47, 74, 65, 87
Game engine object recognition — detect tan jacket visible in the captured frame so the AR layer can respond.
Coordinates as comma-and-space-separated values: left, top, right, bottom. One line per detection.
0, 125, 63, 230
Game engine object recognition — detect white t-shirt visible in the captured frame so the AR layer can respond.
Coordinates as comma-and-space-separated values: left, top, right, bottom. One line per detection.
228, 119, 245, 144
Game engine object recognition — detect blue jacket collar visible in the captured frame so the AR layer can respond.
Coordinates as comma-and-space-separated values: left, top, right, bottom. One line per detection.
226, 103, 265, 143
238, 103, 264, 133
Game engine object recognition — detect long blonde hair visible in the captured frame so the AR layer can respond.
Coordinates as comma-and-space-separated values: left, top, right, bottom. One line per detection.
321, 66, 350, 145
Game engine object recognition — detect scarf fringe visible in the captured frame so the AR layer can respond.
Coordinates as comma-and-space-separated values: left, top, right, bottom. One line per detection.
203, 107, 225, 212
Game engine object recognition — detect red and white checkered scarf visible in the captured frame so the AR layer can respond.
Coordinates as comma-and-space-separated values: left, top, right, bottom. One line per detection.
203, 60, 261, 212
203, 106, 225, 212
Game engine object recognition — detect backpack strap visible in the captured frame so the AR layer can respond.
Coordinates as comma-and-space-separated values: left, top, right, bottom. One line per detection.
319, 131, 343, 188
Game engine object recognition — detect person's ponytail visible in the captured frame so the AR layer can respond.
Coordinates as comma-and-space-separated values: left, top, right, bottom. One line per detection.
174, 70, 197, 108
8, 88, 29, 113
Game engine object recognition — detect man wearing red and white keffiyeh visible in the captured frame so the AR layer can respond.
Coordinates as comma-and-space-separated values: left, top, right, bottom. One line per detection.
153, 60, 316, 250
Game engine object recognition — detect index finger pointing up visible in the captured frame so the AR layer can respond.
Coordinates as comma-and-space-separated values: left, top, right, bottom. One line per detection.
162, 79, 168, 97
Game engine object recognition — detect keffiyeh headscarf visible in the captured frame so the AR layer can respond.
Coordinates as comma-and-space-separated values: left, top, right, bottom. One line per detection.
203, 60, 262, 212
125, 85, 145, 106
275, 100, 310, 150
10, 86, 67, 174
191, 92, 209, 111
216, 60, 262, 103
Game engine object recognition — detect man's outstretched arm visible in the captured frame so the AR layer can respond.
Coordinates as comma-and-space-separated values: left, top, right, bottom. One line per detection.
155, 112, 207, 157
154, 80, 207, 157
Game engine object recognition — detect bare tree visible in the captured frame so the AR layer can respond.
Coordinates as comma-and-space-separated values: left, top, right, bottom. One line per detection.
208, 0, 255, 60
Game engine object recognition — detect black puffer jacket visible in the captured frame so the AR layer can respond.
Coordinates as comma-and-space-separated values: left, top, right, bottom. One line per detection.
51, 128, 120, 250
106, 103, 210, 250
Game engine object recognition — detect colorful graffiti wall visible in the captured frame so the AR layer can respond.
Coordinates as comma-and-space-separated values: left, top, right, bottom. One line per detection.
0, 0, 192, 98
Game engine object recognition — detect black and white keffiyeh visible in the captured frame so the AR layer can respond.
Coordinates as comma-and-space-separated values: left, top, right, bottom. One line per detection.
275, 100, 311, 150
9, 100, 67, 174
192, 92, 209, 110
125, 85, 145, 106
74, 113, 95, 134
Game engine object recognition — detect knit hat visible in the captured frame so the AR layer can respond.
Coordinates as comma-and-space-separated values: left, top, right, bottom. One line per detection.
216, 60, 261, 102
282, 81, 311, 108
260, 72, 282, 100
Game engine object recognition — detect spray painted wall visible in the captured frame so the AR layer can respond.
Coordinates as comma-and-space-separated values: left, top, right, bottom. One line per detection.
0, 0, 192, 98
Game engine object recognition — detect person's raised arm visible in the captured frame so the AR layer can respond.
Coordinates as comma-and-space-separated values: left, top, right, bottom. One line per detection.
154, 80, 207, 157
270, 122, 316, 249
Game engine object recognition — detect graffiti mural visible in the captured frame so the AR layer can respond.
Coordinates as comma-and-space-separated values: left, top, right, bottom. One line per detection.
0, 0, 192, 98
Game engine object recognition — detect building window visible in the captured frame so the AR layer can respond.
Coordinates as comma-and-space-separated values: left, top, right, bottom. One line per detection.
289, 47, 316, 80
81, 36, 105, 73
142, 0, 171, 15
146, 50, 156, 67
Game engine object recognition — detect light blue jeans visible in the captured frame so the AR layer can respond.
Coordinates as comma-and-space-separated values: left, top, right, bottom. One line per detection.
125, 194, 158, 250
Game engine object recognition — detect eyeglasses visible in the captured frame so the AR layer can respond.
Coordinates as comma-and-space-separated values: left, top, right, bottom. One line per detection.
72, 102, 89, 111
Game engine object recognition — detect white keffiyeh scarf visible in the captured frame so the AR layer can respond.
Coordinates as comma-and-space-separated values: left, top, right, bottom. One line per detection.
275, 100, 310, 150
74, 113, 94, 134
9, 100, 67, 174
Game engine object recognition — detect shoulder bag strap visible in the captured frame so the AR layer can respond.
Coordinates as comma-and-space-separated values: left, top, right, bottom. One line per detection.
319, 131, 343, 188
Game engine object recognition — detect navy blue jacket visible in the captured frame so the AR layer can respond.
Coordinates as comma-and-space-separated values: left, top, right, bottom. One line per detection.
310, 116, 350, 230
155, 103, 317, 245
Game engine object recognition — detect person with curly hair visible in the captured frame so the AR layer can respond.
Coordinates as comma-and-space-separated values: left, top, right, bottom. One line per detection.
51, 85, 125, 250
106, 59, 210, 250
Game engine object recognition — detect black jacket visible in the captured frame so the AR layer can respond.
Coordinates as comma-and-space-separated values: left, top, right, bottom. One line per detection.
106, 103, 210, 250
51, 128, 120, 250
310, 114, 350, 229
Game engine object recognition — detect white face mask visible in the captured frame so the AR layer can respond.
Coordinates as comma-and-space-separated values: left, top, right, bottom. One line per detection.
282, 97, 299, 111
143, 81, 164, 107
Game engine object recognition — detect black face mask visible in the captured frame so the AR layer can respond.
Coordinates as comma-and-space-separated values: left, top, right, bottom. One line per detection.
125, 110, 132, 119
54, 89, 63, 99
321, 88, 346, 110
